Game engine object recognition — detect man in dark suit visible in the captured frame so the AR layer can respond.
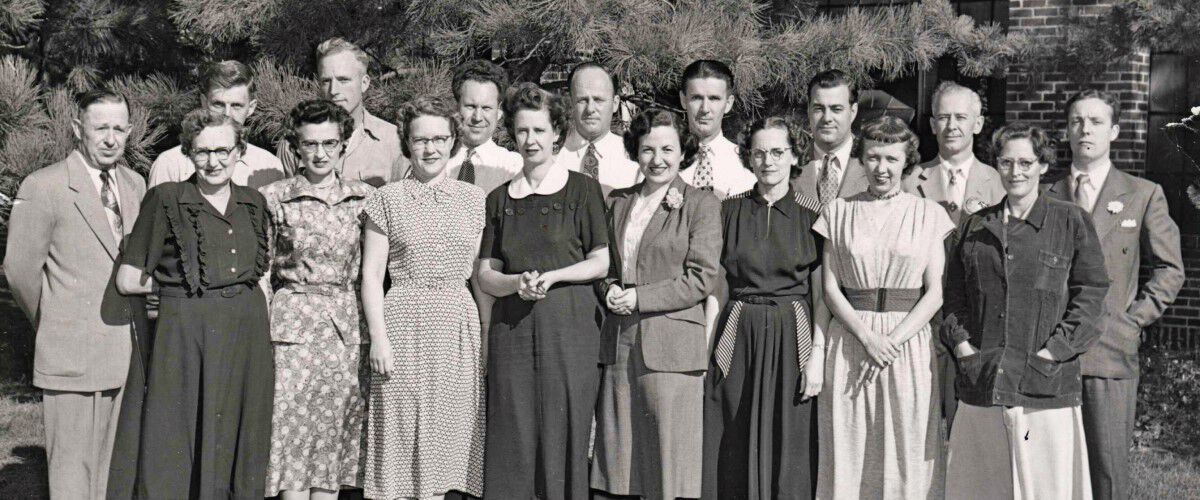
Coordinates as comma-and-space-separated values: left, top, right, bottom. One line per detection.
791, 69, 869, 208
4, 90, 146, 499
1044, 89, 1185, 500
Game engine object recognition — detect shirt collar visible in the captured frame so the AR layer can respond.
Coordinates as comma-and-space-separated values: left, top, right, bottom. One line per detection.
1070, 159, 1111, 189
748, 184, 798, 219
278, 174, 372, 205
508, 160, 570, 199
938, 155, 973, 175
700, 133, 735, 154
813, 136, 854, 168
565, 130, 618, 158
360, 111, 387, 142
178, 173, 259, 207
999, 193, 1049, 229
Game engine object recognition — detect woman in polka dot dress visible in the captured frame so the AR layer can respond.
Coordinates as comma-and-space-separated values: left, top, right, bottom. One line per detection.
360, 97, 487, 499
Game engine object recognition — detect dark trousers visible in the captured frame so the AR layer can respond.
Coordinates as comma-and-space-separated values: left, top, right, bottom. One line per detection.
1081, 375, 1139, 500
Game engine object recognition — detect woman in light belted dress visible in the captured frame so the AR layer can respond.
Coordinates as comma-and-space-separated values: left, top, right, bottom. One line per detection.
591, 109, 721, 500
702, 115, 825, 500
360, 96, 487, 499
813, 116, 953, 499
261, 99, 374, 499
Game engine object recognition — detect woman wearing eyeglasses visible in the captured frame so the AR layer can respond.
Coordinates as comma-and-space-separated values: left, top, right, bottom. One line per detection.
359, 96, 488, 499
942, 122, 1108, 499
702, 115, 824, 500
260, 99, 375, 500
115, 109, 274, 497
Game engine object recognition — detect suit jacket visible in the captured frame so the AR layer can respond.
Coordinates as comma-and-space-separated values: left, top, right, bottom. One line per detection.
1044, 168, 1185, 378
902, 157, 1006, 224
790, 155, 869, 206
600, 177, 721, 372
3, 151, 146, 392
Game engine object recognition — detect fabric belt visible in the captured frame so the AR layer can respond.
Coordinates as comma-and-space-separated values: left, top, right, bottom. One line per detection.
159, 283, 252, 299
714, 294, 811, 378
843, 287, 921, 313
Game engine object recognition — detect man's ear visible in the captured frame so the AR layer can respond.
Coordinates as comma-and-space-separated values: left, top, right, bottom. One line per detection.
246, 99, 258, 119
722, 93, 735, 116
361, 73, 371, 93
72, 118, 83, 142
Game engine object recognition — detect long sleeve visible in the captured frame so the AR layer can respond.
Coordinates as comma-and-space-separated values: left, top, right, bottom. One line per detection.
636, 191, 722, 314
940, 218, 972, 349
1043, 208, 1112, 361
1127, 184, 1184, 327
3, 174, 56, 324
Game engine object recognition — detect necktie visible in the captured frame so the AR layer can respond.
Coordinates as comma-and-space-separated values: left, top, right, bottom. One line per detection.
1074, 173, 1092, 212
100, 169, 123, 244
582, 143, 600, 179
458, 148, 476, 184
693, 146, 714, 191
948, 168, 963, 206
818, 153, 840, 205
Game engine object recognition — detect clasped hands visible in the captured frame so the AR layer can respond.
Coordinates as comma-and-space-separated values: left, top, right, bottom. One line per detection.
516, 270, 557, 301
604, 284, 638, 316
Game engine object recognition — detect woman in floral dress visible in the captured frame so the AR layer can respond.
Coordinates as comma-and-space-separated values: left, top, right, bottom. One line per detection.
360, 96, 487, 499
262, 99, 374, 499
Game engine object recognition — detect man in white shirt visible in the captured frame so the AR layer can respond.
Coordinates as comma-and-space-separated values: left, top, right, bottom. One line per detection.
558, 62, 640, 196
677, 60, 756, 200
148, 61, 285, 190
902, 81, 1004, 224
277, 38, 405, 188
791, 69, 869, 207
444, 60, 522, 195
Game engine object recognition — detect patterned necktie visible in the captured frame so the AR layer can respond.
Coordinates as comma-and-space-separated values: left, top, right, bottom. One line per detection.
693, 146, 714, 191
817, 153, 841, 205
100, 169, 123, 243
458, 148, 476, 184
947, 168, 963, 206
582, 143, 600, 179
1074, 172, 1092, 212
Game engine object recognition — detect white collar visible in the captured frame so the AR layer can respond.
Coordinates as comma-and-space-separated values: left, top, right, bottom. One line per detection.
508, 159, 569, 199
699, 133, 735, 153
938, 154, 975, 174
565, 130, 619, 157
813, 136, 854, 168
1070, 159, 1112, 188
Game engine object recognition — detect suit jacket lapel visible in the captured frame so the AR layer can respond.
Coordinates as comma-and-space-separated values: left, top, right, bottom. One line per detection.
839, 158, 869, 197
635, 177, 685, 267
963, 159, 990, 203
612, 187, 636, 262
1091, 169, 1132, 239
116, 167, 141, 236
794, 158, 820, 200
66, 153, 119, 259
917, 163, 947, 200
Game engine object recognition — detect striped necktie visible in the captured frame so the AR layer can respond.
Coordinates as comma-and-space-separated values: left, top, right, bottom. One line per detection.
100, 169, 123, 243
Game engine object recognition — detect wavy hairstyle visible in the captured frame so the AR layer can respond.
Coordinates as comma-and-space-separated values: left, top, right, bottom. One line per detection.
178, 108, 246, 157
284, 99, 355, 153
395, 95, 463, 158
622, 108, 698, 168
990, 121, 1057, 166
855, 115, 921, 171
502, 82, 568, 150
737, 115, 811, 178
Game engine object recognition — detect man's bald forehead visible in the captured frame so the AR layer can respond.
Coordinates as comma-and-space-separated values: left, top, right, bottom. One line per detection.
568, 63, 617, 95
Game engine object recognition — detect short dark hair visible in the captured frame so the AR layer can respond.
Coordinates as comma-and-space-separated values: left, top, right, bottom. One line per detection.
567, 61, 619, 95
623, 108, 698, 167
738, 115, 810, 178
1064, 88, 1122, 124
503, 82, 568, 148
807, 69, 859, 104
178, 108, 246, 157
395, 96, 463, 158
856, 116, 920, 170
201, 60, 255, 95
75, 89, 127, 115
680, 59, 735, 94
452, 60, 509, 103
990, 121, 1056, 166
285, 99, 355, 151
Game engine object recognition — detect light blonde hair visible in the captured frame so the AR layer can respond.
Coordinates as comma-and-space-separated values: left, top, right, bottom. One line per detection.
316, 37, 371, 73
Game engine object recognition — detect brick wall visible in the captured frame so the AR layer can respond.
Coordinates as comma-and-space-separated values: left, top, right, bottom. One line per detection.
1006, 0, 1197, 347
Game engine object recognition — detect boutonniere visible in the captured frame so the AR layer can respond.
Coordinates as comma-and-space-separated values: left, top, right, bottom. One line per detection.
1107, 201, 1124, 214
663, 187, 684, 210
964, 197, 989, 214
1121, 218, 1137, 228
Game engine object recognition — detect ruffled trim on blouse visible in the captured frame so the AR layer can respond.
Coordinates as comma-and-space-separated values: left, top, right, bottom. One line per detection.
164, 194, 201, 294
184, 204, 211, 289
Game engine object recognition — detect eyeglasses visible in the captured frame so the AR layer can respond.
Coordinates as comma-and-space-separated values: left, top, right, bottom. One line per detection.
190, 147, 234, 163
299, 139, 343, 154
409, 135, 452, 149
750, 148, 791, 162
995, 157, 1040, 173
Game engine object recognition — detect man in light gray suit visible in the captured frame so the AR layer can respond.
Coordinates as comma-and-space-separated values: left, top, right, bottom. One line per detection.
902, 82, 1005, 426
1044, 89, 1185, 500
791, 69, 870, 208
4, 90, 146, 499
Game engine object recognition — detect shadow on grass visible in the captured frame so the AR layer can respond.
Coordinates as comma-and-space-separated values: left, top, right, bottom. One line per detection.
0, 274, 35, 391
0, 445, 47, 498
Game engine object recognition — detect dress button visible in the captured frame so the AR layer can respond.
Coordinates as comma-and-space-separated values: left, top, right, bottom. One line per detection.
230, 267, 236, 273
999, 312, 1005, 318
541, 207, 549, 215
997, 368, 1004, 374
231, 248, 237, 254
1006, 254, 1013, 260
227, 229, 233, 235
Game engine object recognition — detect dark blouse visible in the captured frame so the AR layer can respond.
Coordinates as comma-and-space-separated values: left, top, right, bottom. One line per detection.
720, 187, 822, 299
123, 176, 269, 292
480, 171, 608, 273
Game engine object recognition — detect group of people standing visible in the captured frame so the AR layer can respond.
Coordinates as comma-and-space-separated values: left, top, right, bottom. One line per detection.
4, 35, 1185, 500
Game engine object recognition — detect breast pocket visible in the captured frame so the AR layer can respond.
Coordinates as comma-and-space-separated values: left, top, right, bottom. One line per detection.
1034, 249, 1070, 294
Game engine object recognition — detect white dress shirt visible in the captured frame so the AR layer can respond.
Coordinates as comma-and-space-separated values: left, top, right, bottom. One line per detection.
621, 183, 671, 281
939, 156, 972, 208
508, 159, 570, 199
558, 130, 641, 197
1069, 159, 1112, 213
679, 133, 757, 199
78, 151, 120, 208
445, 139, 524, 196
812, 136, 855, 187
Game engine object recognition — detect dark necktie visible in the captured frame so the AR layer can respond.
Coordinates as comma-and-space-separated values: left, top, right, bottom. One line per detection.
582, 143, 600, 178
458, 148, 476, 184
818, 153, 840, 205
100, 169, 123, 243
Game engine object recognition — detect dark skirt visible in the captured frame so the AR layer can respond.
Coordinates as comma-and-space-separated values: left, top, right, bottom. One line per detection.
483, 283, 602, 500
136, 285, 274, 499
702, 299, 816, 500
